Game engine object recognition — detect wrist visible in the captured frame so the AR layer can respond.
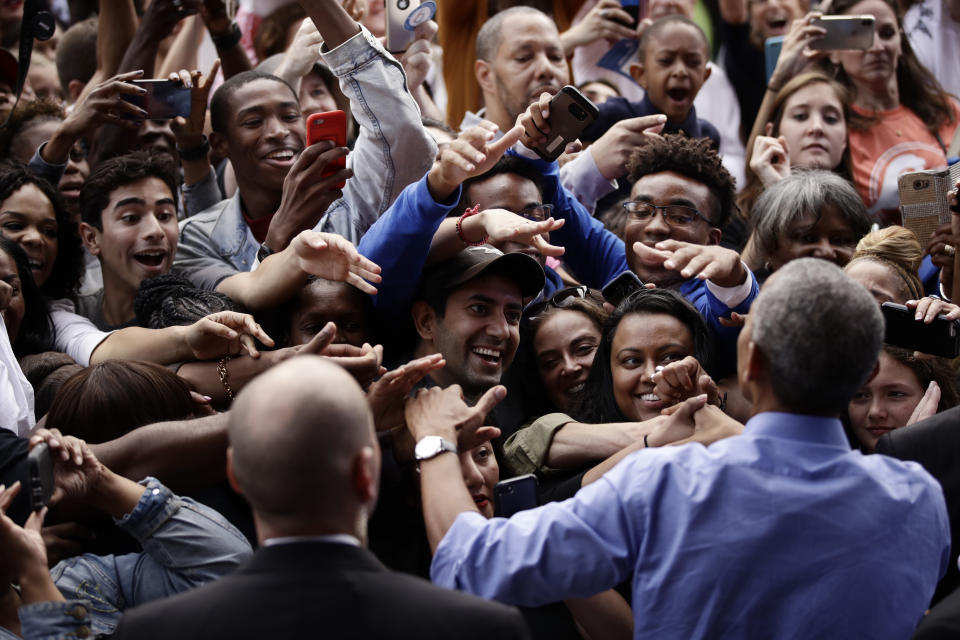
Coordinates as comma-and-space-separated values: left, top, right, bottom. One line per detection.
712, 260, 748, 288
17, 564, 62, 604
42, 128, 77, 164
427, 168, 456, 202
87, 468, 147, 519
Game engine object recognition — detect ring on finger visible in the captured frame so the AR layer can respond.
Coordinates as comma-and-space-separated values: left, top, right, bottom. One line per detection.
945, 244, 956, 257
599, 8, 609, 18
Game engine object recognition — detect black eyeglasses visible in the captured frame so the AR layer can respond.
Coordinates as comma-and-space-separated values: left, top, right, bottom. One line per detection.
518, 203, 554, 222
526, 285, 591, 318
622, 201, 711, 227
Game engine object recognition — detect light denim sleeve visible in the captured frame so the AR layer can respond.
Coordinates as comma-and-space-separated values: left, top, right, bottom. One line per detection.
181, 167, 224, 218
17, 600, 92, 640
430, 452, 647, 606
320, 26, 437, 241
50, 477, 252, 636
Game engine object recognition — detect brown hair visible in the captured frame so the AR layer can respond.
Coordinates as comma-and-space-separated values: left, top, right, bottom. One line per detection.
45, 360, 196, 443
883, 345, 960, 414
828, 0, 956, 137
254, 3, 306, 62
739, 73, 853, 220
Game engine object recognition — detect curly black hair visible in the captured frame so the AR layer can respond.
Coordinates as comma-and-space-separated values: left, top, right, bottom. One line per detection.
0, 161, 84, 300
134, 273, 240, 329
627, 133, 738, 230
0, 99, 65, 161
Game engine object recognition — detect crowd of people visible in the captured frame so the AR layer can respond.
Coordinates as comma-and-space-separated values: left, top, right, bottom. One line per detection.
0, 0, 959, 636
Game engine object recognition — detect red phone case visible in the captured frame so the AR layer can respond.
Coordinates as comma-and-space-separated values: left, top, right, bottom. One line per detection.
306, 110, 348, 189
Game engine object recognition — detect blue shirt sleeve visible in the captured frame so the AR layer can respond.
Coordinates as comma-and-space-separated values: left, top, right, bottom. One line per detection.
507, 150, 628, 288
357, 175, 462, 313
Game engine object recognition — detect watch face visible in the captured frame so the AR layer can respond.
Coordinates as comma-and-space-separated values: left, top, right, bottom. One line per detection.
415, 436, 441, 460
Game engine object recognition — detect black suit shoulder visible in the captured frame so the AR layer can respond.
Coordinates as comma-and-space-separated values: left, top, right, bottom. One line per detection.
113, 543, 530, 640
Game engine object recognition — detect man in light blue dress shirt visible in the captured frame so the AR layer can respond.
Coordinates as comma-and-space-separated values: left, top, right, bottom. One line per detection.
412, 258, 951, 639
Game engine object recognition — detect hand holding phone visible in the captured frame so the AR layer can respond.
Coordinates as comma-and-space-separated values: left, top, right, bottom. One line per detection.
306, 110, 348, 189
27, 443, 54, 512
519, 86, 600, 162
881, 302, 960, 358
602, 270, 645, 306
122, 79, 192, 120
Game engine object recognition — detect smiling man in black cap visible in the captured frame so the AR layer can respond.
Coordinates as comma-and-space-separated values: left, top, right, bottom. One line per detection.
410, 245, 545, 404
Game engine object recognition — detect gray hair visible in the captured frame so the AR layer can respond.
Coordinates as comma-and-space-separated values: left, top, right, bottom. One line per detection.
750, 170, 871, 262
751, 258, 882, 414
476, 6, 551, 61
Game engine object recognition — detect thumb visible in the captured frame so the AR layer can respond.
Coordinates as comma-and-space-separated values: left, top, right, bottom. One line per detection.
676, 394, 709, 420
765, 121, 773, 136
473, 385, 507, 422
488, 125, 524, 158
301, 322, 337, 354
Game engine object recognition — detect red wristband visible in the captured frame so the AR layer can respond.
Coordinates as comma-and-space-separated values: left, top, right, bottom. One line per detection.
456, 205, 488, 246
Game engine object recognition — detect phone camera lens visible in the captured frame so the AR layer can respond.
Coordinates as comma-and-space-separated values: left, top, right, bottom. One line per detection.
398, 0, 409, 8
568, 104, 587, 121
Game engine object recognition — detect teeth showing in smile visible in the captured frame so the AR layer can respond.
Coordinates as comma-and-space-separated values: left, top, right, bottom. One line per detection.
135, 250, 166, 267
640, 393, 660, 402
568, 383, 585, 394
266, 149, 295, 161
28, 259, 42, 270
472, 347, 501, 361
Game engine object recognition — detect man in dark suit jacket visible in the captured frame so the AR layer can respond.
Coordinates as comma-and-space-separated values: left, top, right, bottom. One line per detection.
112, 353, 530, 640
876, 406, 960, 638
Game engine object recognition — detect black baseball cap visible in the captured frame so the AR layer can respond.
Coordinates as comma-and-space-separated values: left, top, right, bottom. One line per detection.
419, 245, 545, 300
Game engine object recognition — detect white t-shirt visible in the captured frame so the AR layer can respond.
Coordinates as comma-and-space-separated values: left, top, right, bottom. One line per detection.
0, 314, 35, 436
49, 298, 112, 367
905, 0, 960, 100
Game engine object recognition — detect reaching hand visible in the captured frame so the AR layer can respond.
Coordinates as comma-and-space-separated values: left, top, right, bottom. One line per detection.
199, 0, 232, 37
652, 356, 719, 407
61, 70, 149, 134
367, 354, 446, 432
170, 60, 221, 152
265, 141, 353, 252
750, 126, 791, 187
427, 121, 524, 201
560, 0, 639, 53
276, 19, 324, 85
477, 208, 566, 258
140, 0, 201, 42
185, 311, 275, 360
398, 20, 438, 92
291, 230, 382, 295
322, 343, 385, 389
404, 384, 506, 452
29, 428, 104, 506
633, 240, 747, 287
646, 394, 705, 446
568, 111, 666, 180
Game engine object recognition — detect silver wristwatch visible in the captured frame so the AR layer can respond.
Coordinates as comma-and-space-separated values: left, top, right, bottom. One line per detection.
414, 436, 458, 461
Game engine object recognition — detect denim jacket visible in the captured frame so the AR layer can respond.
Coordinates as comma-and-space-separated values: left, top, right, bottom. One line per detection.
174, 26, 436, 291
4, 477, 251, 640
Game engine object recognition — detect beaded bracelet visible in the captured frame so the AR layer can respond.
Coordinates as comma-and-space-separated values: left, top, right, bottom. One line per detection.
456, 205, 488, 246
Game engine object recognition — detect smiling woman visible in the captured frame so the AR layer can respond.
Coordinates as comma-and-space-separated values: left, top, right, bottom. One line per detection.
0, 161, 84, 301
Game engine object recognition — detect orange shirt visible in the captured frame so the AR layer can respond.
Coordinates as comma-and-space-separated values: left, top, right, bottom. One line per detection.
848, 102, 960, 225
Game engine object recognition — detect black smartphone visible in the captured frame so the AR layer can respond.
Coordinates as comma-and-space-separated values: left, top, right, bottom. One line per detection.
494, 474, 538, 518
531, 86, 599, 162
27, 443, 54, 511
602, 270, 644, 307
123, 79, 191, 120
620, 0, 640, 26
881, 302, 960, 358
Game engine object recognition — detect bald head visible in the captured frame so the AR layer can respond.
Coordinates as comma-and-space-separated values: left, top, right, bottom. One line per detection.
229, 357, 377, 525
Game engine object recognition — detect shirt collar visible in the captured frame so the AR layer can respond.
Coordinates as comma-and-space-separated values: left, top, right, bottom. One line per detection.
639, 94, 702, 138
263, 534, 362, 547
744, 412, 852, 449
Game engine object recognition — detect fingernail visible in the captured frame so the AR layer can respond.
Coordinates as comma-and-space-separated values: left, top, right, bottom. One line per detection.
916, 312, 923, 320
465, 164, 475, 172
656, 115, 667, 121
541, 110, 549, 119
202, 395, 212, 402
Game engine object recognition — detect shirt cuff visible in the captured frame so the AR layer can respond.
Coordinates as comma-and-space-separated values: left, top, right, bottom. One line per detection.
32, 142, 67, 170
19, 600, 92, 640
115, 477, 180, 540
705, 262, 754, 308
940, 280, 952, 302
560, 149, 618, 214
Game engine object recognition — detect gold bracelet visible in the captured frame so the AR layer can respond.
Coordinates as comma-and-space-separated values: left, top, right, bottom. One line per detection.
217, 356, 234, 399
